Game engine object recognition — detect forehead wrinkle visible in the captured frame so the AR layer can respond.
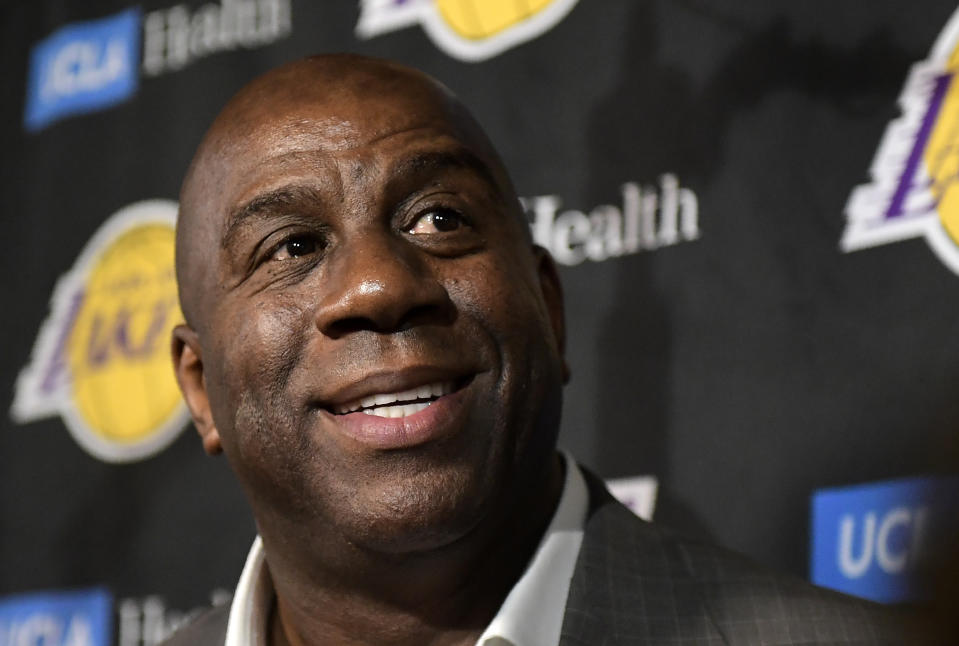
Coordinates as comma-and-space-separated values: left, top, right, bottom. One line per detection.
248, 117, 365, 156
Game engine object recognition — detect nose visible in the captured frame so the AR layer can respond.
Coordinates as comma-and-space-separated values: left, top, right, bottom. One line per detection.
314, 231, 454, 338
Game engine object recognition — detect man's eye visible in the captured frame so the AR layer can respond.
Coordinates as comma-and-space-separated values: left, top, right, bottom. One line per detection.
271, 236, 317, 261
408, 209, 464, 235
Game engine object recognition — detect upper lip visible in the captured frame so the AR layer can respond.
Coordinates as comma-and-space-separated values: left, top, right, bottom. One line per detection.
316, 365, 476, 411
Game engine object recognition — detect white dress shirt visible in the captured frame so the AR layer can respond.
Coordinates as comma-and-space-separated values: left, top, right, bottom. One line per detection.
224, 452, 589, 646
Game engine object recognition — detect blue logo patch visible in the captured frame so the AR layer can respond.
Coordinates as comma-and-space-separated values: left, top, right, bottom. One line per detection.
24, 8, 141, 132
0, 587, 112, 646
811, 476, 959, 603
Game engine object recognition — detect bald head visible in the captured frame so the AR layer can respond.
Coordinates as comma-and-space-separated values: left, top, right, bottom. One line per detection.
176, 54, 524, 330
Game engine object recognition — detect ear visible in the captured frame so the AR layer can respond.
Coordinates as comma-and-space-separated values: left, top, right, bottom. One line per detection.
171, 324, 222, 455
533, 245, 570, 383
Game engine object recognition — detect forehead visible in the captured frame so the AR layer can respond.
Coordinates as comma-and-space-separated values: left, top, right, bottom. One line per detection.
205, 83, 501, 218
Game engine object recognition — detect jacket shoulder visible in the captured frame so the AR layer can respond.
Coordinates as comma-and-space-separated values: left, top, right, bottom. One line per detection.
675, 532, 923, 644
566, 467, 930, 645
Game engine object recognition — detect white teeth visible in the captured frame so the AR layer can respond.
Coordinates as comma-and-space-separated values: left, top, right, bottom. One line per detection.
334, 381, 455, 416
366, 401, 432, 418
408, 402, 429, 415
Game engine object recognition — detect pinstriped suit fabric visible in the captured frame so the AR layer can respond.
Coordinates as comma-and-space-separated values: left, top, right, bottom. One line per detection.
560, 469, 925, 645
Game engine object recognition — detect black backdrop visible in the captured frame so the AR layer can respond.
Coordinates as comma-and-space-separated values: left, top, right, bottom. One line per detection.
3, 0, 959, 638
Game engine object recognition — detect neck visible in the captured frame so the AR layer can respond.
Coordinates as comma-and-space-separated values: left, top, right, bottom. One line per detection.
261, 453, 565, 646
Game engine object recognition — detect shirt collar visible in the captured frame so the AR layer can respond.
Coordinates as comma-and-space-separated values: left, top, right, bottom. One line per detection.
225, 451, 588, 646
476, 450, 588, 646
224, 534, 270, 646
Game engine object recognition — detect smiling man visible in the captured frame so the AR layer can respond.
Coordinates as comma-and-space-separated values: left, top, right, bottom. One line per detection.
165, 55, 923, 645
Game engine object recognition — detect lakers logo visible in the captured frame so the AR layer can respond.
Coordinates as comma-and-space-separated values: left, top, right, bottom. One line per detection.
843, 9, 959, 274
11, 200, 189, 462
356, 0, 579, 62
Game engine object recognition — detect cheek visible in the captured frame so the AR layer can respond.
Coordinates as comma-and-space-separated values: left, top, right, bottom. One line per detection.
450, 254, 564, 481
455, 255, 550, 344
208, 296, 310, 450
448, 254, 558, 393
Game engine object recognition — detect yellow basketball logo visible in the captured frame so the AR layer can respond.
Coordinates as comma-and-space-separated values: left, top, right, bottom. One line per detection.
11, 200, 189, 462
843, 8, 959, 275
924, 44, 959, 246
435, 0, 555, 40
356, 0, 579, 62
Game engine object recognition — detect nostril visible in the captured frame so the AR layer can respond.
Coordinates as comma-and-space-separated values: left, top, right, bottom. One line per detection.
396, 302, 456, 332
321, 302, 455, 338
322, 316, 380, 338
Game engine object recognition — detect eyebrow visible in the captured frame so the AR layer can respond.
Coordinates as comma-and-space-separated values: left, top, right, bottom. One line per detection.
387, 148, 500, 191
222, 185, 324, 249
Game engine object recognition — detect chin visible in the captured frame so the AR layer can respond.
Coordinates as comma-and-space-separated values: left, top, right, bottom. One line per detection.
338, 455, 506, 556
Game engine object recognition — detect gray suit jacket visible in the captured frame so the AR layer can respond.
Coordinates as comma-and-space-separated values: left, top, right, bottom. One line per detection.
559, 470, 923, 644
162, 471, 925, 645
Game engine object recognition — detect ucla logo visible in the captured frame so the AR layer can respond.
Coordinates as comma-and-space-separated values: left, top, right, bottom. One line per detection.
10, 201, 189, 463
810, 476, 959, 603
24, 8, 141, 132
356, 0, 579, 62
843, 9, 959, 274
0, 588, 111, 646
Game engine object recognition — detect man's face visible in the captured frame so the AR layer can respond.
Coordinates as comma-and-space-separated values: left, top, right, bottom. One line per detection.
176, 68, 566, 555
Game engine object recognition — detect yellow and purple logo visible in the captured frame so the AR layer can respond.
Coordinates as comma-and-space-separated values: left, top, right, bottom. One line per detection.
843, 9, 959, 274
355, 0, 579, 62
10, 200, 189, 462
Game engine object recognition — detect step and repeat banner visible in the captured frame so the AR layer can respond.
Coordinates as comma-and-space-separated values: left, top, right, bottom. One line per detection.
3, 1, 959, 642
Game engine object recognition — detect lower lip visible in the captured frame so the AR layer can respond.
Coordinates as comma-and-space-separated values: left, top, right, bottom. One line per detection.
324, 387, 468, 450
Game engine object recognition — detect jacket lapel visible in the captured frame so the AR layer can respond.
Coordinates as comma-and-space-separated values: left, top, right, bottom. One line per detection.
558, 468, 726, 645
